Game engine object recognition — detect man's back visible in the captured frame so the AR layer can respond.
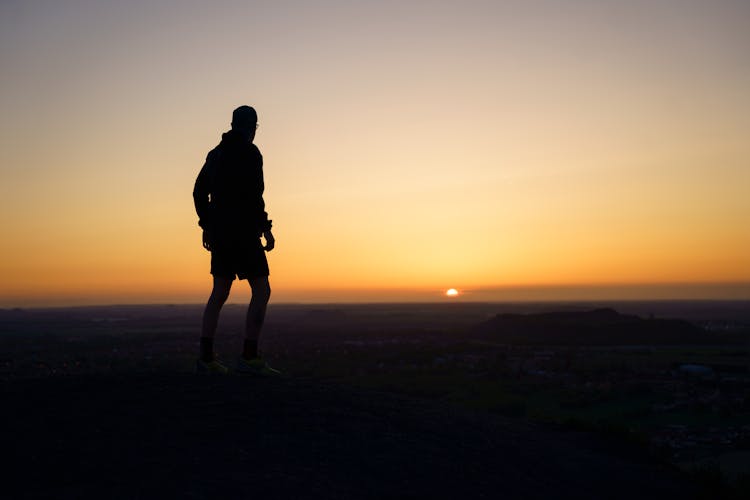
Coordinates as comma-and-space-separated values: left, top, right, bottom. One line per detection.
193, 129, 270, 238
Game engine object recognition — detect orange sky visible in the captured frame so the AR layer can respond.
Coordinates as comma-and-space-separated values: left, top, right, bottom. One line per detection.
1, 1, 749, 306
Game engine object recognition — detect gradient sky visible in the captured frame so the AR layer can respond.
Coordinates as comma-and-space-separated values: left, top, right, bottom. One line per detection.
1, 0, 749, 306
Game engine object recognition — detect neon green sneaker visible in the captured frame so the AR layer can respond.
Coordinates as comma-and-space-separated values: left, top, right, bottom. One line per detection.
196, 358, 229, 375
235, 357, 281, 377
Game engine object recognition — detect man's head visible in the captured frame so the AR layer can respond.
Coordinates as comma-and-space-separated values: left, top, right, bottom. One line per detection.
231, 105, 258, 141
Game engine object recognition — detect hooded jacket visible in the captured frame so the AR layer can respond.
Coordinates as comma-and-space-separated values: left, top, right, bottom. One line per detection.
193, 130, 272, 239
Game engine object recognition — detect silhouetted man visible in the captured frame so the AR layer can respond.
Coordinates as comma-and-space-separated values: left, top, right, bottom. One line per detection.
193, 105, 279, 375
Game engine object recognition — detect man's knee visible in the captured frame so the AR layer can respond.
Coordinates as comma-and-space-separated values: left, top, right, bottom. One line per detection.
258, 283, 271, 302
213, 289, 231, 303
210, 279, 233, 304
251, 278, 271, 302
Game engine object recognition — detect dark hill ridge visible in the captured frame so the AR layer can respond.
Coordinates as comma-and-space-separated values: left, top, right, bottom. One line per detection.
471, 308, 711, 345
2, 374, 688, 499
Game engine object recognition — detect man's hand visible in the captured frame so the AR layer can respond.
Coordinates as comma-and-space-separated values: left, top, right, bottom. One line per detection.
202, 230, 212, 251
262, 230, 275, 251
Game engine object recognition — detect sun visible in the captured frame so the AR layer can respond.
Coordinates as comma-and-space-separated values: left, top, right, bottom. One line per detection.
445, 288, 459, 297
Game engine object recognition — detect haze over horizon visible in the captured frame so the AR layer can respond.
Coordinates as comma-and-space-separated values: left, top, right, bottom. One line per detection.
2, 1, 749, 307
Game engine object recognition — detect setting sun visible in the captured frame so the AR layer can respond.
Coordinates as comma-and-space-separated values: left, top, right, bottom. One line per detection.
446, 289, 459, 297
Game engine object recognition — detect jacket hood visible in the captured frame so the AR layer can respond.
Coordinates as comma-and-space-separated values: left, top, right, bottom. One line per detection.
221, 129, 251, 146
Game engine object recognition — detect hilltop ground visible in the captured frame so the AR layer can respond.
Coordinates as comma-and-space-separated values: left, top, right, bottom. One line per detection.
5, 373, 687, 499
2, 301, 749, 498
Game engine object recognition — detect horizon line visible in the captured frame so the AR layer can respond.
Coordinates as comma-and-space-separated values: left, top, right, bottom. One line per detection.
2, 282, 750, 309
4, 298, 750, 312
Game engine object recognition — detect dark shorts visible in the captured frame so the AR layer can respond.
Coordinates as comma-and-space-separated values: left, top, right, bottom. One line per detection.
210, 236, 269, 280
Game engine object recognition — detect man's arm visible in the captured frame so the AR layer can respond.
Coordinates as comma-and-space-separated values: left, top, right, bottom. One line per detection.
194, 151, 219, 250
252, 146, 274, 248
193, 152, 215, 231
262, 229, 275, 251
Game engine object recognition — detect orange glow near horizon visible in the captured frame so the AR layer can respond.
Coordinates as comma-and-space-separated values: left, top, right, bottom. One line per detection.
1, 1, 750, 307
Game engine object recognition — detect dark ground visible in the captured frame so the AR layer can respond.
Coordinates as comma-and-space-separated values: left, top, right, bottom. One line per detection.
3, 301, 749, 499
4, 373, 687, 500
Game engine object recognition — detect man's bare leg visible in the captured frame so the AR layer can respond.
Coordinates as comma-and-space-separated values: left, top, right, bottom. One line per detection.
243, 276, 271, 360
200, 276, 233, 361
